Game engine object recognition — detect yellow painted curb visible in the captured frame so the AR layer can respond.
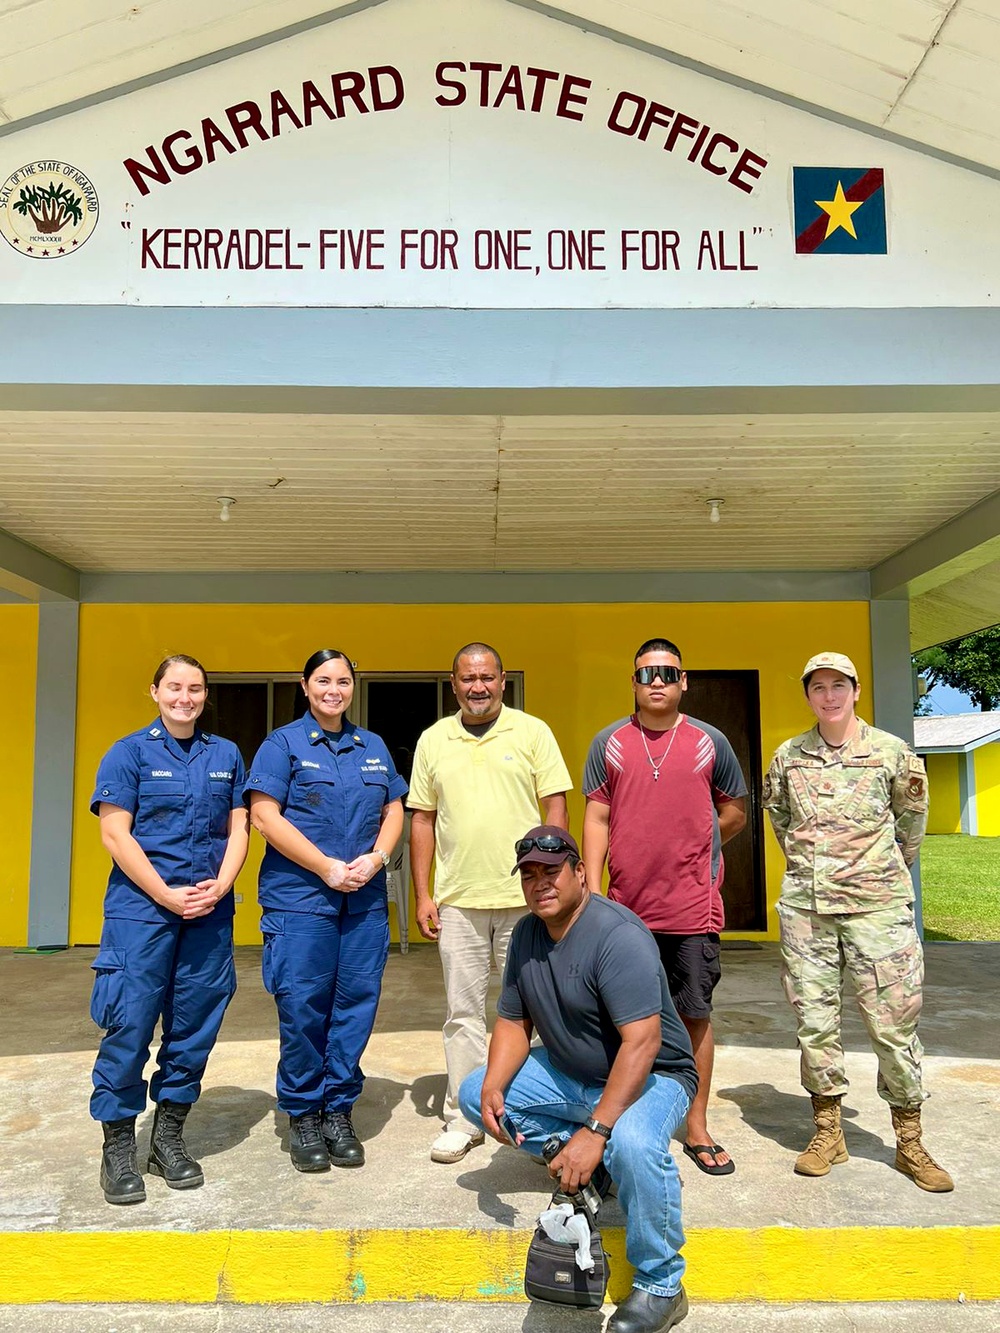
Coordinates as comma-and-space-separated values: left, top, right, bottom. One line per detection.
4, 1226, 999, 1305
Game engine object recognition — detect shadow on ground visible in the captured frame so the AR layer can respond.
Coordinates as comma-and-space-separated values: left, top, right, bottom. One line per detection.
456, 1144, 626, 1231
716, 1082, 892, 1163
131, 1085, 276, 1163
410, 1073, 447, 1121
2, 941, 998, 1061
269, 1075, 409, 1159
522, 1306, 605, 1333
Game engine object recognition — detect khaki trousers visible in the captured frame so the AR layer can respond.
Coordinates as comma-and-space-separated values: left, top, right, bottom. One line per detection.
437, 904, 527, 1133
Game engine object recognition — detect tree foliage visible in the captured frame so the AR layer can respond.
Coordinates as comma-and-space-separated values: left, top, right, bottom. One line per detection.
914, 690, 934, 717
12, 181, 83, 233
913, 627, 1000, 712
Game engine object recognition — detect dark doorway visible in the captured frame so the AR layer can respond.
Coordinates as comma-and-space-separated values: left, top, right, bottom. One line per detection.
273, 681, 309, 730
204, 682, 268, 767
206, 671, 525, 782
365, 680, 439, 784
683, 670, 766, 931
362, 673, 524, 782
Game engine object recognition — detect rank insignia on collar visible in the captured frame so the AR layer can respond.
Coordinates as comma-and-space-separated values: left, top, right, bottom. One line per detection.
310, 731, 320, 739
149, 728, 161, 737
353, 734, 361, 742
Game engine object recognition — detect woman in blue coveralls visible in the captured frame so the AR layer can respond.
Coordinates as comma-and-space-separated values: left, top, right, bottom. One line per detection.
89, 655, 249, 1205
246, 648, 407, 1172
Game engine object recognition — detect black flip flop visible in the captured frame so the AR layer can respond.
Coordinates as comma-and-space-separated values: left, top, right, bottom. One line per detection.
683, 1142, 736, 1176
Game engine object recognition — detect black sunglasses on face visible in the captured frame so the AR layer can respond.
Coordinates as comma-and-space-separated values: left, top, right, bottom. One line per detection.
634, 665, 683, 685
514, 835, 576, 857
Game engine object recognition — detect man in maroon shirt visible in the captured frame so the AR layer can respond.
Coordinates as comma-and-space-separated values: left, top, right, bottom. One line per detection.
583, 639, 747, 1176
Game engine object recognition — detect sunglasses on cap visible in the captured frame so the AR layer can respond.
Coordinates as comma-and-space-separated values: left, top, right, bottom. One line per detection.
634, 665, 683, 685
514, 834, 577, 858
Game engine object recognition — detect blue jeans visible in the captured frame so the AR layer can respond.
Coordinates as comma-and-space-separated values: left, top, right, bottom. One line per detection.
460, 1050, 690, 1297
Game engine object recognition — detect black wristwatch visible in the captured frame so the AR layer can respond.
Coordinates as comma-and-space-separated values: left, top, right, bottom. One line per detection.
584, 1117, 612, 1140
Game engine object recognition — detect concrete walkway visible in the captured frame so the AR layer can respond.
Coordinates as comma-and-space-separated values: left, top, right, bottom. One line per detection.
1, 940, 997, 1310
0, 1300, 997, 1332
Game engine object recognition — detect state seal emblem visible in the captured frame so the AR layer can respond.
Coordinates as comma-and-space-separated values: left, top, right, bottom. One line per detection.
0, 160, 98, 258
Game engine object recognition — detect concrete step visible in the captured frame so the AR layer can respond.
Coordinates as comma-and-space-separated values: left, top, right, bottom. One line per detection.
0, 1301, 997, 1332
2, 943, 998, 1309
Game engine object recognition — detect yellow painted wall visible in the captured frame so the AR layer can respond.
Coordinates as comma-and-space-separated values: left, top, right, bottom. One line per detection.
66, 601, 871, 946
974, 745, 1000, 837
0, 606, 38, 946
925, 753, 961, 834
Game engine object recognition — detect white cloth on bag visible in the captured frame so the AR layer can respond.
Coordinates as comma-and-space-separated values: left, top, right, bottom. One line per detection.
538, 1204, 595, 1271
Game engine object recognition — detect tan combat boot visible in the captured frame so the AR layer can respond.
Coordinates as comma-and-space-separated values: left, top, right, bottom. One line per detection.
890, 1107, 954, 1193
794, 1093, 849, 1177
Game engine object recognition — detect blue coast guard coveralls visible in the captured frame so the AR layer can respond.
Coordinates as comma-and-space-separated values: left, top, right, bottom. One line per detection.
244, 713, 407, 1115
89, 723, 245, 1123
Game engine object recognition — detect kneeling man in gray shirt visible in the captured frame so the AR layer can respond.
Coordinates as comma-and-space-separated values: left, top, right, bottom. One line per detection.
459, 825, 697, 1333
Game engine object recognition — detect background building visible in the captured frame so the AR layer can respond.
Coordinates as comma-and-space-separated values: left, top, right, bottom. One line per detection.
916, 713, 1000, 837
3, 0, 1000, 948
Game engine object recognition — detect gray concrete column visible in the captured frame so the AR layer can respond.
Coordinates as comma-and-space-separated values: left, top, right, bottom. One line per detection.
959, 750, 979, 836
27, 602, 80, 947
870, 598, 923, 933
870, 599, 915, 744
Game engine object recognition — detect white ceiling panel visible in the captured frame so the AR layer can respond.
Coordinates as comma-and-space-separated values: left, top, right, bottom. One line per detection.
553, 0, 935, 115
2, 0, 1000, 171
885, 7, 1000, 163
1, 408, 999, 574
0, 0, 359, 124
911, 557, 1000, 647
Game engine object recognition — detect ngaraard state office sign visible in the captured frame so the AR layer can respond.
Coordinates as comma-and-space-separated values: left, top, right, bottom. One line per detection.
0, 0, 996, 307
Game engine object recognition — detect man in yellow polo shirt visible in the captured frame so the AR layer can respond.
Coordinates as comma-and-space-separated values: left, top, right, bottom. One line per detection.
409, 642, 572, 1163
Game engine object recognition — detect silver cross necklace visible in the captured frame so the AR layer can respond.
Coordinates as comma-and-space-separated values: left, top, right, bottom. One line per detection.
637, 716, 682, 780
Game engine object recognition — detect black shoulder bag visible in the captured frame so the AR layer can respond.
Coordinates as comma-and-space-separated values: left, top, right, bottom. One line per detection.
524, 1206, 610, 1308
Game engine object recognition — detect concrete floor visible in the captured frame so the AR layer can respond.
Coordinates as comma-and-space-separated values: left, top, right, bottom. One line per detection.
2, 939, 999, 1330
0, 1300, 997, 1332
1, 940, 996, 1236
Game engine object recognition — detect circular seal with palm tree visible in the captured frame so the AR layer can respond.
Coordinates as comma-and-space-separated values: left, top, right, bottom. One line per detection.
1, 160, 98, 258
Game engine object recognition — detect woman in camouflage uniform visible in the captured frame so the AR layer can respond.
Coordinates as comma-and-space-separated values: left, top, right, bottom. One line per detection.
763, 651, 953, 1193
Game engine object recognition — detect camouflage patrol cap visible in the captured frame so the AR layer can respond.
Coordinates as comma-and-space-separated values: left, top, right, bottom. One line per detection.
801, 652, 859, 682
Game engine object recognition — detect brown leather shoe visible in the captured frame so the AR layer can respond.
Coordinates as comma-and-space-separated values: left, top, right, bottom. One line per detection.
609, 1286, 688, 1333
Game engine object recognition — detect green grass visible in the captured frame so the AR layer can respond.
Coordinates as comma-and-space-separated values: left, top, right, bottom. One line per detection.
920, 834, 1000, 941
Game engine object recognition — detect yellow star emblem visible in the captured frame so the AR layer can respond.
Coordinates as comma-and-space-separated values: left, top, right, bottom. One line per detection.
815, 181, 864, 240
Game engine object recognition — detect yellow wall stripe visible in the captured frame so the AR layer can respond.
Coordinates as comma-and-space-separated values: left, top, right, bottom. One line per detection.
4, 1226, 998, 1305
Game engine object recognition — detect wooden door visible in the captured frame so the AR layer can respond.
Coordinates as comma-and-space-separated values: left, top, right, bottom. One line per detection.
682, 670, 766, 931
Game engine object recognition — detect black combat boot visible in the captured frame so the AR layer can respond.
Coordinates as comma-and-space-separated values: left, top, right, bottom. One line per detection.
148, 1100, 204, 1189
321, 1109, 365, 1168
100, 1117, 146, 1205
289, 1111, 331, 1172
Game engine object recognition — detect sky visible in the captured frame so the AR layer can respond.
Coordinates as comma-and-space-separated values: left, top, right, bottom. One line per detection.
921, 682, 978, 715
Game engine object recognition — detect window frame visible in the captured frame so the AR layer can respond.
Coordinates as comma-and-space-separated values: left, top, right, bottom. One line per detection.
208, 669, 525, 733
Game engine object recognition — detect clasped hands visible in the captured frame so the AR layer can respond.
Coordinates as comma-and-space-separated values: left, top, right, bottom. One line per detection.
322, 853, 381, 892
161, 880, 230, 919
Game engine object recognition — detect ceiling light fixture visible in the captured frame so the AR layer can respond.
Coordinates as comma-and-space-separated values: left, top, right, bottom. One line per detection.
706, 497, 724, 525
217, 496, 236, 523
